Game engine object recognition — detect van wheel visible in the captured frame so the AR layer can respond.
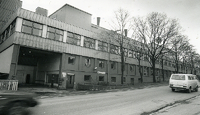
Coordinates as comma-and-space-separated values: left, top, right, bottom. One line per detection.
195, 86, 198, 92
187, 87, 192, 93
171, 88, 175, 92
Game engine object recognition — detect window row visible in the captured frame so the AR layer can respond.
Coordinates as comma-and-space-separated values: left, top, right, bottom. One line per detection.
0, 19, 16, 44
83, 75, 131, 83
68, 55, 137, 72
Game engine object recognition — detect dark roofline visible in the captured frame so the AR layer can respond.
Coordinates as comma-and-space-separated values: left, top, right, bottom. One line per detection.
49, 3, 92, 17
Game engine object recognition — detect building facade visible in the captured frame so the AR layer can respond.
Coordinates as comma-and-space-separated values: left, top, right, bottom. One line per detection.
0, 0, 198, 89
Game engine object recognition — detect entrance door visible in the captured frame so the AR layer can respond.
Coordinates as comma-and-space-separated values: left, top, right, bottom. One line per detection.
66, 75, 74, 88
131, 78, 134, 85
26, 74, 30, 84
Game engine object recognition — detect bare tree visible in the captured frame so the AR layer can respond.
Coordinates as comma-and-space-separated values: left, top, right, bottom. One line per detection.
109, 8, 131, 84
170, 35, 190, 73
187, 46, 199, 74
128, 39, 146, 83
132, 12, 181, 82
98, 8, 131, 84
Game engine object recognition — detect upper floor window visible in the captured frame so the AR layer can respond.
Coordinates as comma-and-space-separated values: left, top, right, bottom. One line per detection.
128, 50, 133, 58
67, 32, 81, 46
111, 61, 116, 70
22, 20, 42, 36
110, 44, 119, 54
47, 26, 63, 41
85, 58, 91, 67
10, 19, 16, 35
0, 34, 3, 44
124, 48, 128, 57
68, 56, 76, 65
98, 41, 108, 52
99, 60, 105, 68
0, 19, 16, 44
84, 37, 95, 49
130, 65, 135, 72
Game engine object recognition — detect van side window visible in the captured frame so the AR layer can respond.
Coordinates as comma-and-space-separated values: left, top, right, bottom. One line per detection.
188, 76, 192, 80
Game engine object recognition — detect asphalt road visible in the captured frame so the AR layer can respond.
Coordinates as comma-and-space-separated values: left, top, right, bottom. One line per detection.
30, 86, 200, 115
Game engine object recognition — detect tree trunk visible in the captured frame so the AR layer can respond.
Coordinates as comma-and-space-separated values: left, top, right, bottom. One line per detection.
152, 59, 156, 83
121, 47, 124, 85
161, 59, 164, 81
138, 61, 143, 83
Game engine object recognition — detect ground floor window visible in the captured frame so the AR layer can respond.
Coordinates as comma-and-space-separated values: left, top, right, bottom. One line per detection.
99, 76, 104, 81
111, 77, 116, 82
84, 75, 91, 81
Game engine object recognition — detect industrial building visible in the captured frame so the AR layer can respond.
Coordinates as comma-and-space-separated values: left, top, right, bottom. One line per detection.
0, 0, 193, 89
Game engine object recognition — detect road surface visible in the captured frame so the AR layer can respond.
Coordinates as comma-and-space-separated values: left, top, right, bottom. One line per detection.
30, 86, 200, 115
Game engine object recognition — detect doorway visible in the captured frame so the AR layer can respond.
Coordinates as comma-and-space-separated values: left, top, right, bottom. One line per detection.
131, 78, 134, 85
26, 74, 30, 84
66, 75, 74, 88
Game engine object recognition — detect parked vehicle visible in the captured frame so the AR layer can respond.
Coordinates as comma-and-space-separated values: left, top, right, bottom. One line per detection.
169, 74, 199, 93
0, 91, 38, 115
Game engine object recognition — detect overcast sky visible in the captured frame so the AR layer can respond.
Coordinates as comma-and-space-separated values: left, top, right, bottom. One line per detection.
21, 0, 200, 54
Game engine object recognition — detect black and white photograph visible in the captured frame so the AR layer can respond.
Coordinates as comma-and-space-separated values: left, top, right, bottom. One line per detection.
1, 0, 200, 115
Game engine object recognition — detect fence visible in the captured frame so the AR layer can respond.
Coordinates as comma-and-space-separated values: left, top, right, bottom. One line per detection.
0, 80, 18, 90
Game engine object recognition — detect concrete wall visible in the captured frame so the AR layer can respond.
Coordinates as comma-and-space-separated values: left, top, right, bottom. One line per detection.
16, 65, 35, 83
0, 45, 14, 73
49, 4, 92, 30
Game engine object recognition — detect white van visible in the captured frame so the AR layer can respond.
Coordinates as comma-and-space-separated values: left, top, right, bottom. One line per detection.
169, 74, 199, 93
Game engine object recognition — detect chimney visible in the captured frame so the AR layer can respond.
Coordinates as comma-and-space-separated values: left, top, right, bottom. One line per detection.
36, 7, 48, 16
124, 29, 127, 37
97, 17, 100, 26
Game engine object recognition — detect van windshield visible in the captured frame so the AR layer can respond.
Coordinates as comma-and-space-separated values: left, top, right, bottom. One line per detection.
171, 75, 185, 80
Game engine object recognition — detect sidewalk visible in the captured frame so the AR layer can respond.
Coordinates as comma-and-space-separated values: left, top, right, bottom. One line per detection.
18, 82, 169, 99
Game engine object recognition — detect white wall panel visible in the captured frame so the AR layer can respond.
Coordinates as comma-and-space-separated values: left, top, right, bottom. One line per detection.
0, 45, 14, 73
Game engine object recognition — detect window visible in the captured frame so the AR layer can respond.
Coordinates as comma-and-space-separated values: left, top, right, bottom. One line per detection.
99, 76, 104, 81
130, 65, 135, 72
85, 58, 91, 67
99, 60, 105, 68
123, 77, 126, 82
124, 48, 128, 57
68, 56, 76, 64
22, 20, 42, 36
0, 19, 16, 44
110, 44, 119, 54
84, 75, 91, 81
67, 32, 81, 45
0, 35, 2, 44
10, 20, 16, 35
128, 50, 133, 58
144, 55, 149, 61
84, 37, 95, 49
47, 26, 63, 41
171, 75, 185, 80
111, 77, 116, 82
98, 41, 108, 52
143, 67, 148, 76
111, 61, 116, 69
132, 51, 136, 58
